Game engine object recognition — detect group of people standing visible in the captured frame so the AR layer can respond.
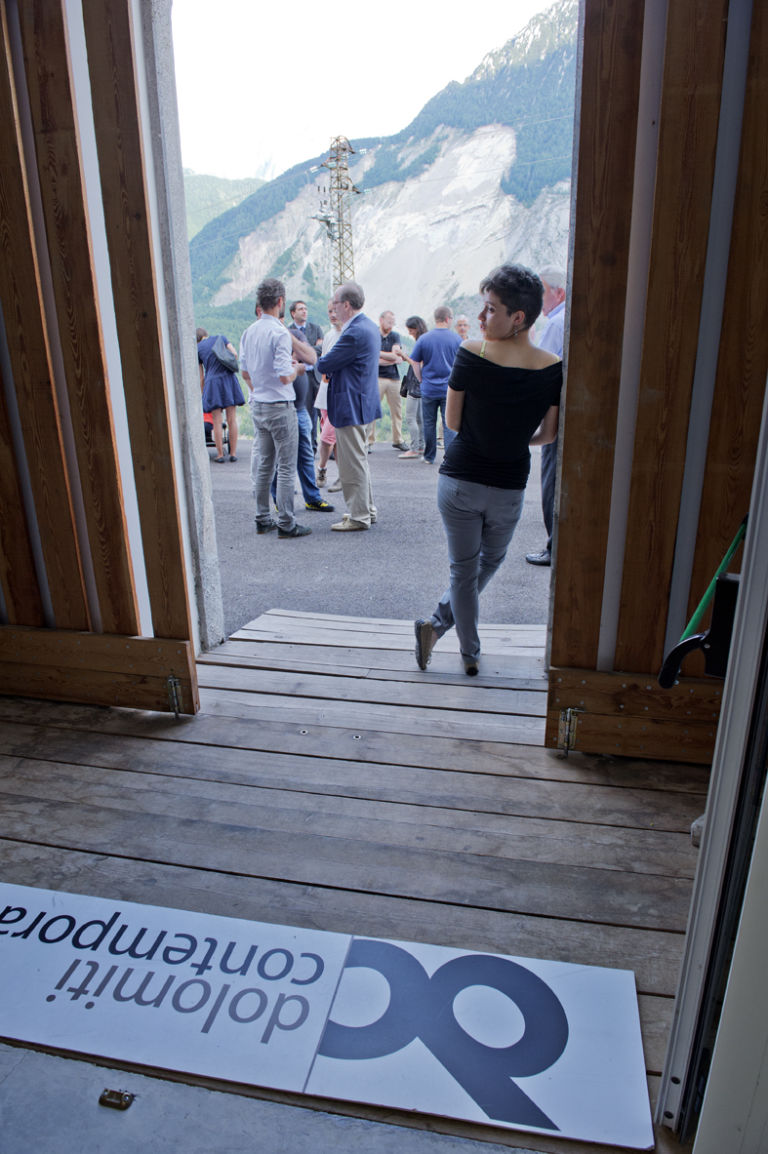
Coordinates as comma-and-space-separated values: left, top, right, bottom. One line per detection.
367, 306, 472, 465
197, 262, 566, 675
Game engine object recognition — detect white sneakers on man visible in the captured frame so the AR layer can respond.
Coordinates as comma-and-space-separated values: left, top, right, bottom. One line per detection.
331, 514, 368, 532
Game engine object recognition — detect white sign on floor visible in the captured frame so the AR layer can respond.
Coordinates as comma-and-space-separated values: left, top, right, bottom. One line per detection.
0, 885, 653, 1148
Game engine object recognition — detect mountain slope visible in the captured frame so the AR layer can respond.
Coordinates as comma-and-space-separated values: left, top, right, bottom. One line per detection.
190, 0, 577, 338
363, 0, 576, 204
183, 171, 264, 239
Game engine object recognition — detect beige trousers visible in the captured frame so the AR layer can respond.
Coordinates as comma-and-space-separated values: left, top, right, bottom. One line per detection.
335, 423, 377, 525
368, 377, 403, 445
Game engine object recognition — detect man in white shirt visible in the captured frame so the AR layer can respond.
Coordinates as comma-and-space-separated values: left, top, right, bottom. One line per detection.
239, 278, 315, 539
526, 266, 566, 567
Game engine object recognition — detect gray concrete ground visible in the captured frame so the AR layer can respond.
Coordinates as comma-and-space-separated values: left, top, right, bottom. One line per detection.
211, 437, 552, 641
0, 1043, 541, 1154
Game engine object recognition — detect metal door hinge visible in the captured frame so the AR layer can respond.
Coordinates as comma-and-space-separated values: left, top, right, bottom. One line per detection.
99, 1088, 134, 1110
166, 674, 182, 718
558, 707, 583, 756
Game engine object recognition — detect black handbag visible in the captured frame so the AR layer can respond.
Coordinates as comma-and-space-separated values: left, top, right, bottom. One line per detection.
401, 365, 420, 398
212, 335, 239, 373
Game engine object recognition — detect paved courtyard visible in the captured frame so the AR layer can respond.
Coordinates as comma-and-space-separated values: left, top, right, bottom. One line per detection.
208, 438, 553, 639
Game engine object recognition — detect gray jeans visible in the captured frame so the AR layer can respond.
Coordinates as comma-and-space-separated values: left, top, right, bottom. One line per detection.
432, 474, 525, 661
405, 393, 424, 452
251, 401, 298, 530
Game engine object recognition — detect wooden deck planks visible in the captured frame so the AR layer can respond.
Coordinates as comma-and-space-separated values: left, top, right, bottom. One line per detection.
0, 697, 710, 792
196, 661, 548, 716
0, 786, 691, 932
0, 610, 703, 1152
0, 723, 702, 857
250, 608, 547, 637
200, 645, 547, 689
197, 687, 547, 745
233, 610, 546, 652
0, 751, 696, 921
234, 626, 544, 655
0, 840, 684, 1000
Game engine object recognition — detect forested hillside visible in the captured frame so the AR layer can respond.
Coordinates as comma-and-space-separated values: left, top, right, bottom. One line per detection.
183, 171, 264, 239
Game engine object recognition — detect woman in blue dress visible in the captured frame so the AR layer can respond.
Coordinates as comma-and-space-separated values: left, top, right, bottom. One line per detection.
197, 327, 246, 462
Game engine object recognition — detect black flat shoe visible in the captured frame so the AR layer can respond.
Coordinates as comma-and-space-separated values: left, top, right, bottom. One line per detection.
414, 619, 436, 670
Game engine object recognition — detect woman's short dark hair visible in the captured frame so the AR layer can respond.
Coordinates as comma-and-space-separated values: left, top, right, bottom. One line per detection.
196, 327, 208, 342
480, 264, 543, 329
405, 315, 427, 338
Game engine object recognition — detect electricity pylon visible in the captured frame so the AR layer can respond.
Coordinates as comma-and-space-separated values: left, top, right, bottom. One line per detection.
313, 136, 360, 289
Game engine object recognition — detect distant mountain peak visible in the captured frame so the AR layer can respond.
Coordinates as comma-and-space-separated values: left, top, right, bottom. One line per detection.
471, 0, 578, 80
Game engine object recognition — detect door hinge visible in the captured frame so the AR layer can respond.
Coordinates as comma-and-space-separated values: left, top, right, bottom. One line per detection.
166, 674, 182, 718
558, 707, 583, 756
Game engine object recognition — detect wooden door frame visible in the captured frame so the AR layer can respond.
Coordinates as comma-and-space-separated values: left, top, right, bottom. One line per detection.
0, 0, 224, 713
546, 0, 767, 765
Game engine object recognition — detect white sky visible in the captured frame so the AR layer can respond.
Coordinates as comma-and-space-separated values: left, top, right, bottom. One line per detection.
171, 0, 556, 181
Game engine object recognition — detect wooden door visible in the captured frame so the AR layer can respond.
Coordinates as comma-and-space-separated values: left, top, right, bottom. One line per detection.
0, 0, 197, 713
546, 0, 768, 763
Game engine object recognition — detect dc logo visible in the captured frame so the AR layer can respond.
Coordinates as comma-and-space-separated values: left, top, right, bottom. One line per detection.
318, 939, 569, 1130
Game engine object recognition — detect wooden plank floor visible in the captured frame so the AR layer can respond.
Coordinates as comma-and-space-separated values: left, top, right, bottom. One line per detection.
0, 610, 704, 1153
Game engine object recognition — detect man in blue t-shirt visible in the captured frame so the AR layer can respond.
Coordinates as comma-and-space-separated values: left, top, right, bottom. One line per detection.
410, 306, 462, 464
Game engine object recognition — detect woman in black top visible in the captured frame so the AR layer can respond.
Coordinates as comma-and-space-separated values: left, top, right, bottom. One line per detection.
414, 265, 562, 675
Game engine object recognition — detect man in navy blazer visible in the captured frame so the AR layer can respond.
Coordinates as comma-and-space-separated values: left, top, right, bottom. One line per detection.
317, 282, 382, 531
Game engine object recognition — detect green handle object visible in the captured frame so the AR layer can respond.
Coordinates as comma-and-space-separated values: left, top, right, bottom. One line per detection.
681, 515, 748, 641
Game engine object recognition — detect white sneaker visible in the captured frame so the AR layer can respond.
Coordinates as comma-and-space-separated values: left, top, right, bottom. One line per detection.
328, 478, 343, 492
332, 515, 368, 531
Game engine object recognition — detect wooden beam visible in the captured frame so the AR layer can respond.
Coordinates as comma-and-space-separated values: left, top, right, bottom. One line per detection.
0, 5, 88, 629
545, 709, 715, 765
615, 0, 729, 674
0, 625, 199, 713
549, 0, 646, 669
548, 667, 722, 723
16, 1, 139, 636
545, 667, 719, 764
685, 0, 768, 668
0, 363, 44, 625
81, 0, 194, 642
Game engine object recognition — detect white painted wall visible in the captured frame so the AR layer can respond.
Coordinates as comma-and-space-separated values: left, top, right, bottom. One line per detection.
693, 761, 768, 1152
